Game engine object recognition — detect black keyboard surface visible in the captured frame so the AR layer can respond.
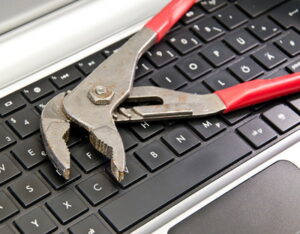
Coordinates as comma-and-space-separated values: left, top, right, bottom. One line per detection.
1, 0, 300, 233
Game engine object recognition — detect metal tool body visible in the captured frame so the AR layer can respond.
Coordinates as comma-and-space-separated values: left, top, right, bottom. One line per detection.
41, 0, 197, 181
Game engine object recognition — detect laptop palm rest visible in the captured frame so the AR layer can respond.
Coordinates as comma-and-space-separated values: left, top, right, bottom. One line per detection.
169, 161, 300, 234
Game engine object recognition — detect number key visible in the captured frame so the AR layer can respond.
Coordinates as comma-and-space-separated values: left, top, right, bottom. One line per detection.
0, 125, 16, 150
146, 43, 177, 67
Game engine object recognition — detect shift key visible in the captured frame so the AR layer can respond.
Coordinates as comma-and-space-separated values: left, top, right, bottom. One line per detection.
100, 133, 251, 232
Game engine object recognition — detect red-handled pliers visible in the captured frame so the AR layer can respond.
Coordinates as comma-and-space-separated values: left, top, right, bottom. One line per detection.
40, 0, 300, 183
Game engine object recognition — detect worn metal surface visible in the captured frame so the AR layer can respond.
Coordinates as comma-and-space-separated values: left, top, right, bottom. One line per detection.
113, 86, 226, 122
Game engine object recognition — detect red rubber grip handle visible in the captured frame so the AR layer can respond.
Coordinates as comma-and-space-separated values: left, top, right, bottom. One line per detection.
145, 0, 196, 42
215, 72, 300, 113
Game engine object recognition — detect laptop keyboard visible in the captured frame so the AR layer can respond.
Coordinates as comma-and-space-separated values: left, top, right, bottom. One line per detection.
1, 0, 300, 233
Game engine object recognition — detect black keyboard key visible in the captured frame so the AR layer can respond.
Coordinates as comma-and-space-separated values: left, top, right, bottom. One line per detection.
77, 173, 118, 206
35, 96, 53, 114
224, 29, 258, 54
77, 53, 105, 75
0, 93, 26, 116
222, 109, 251, 125
237, 118, 277, 148
203, 71, 239, 91
102, 38, 128, 58
287, 59, 300, 73
135, 58, 154, 79
119, 128, 138, 151
12, 137, 46, 169
108, 157, 147, 189
14, 207, 57, 234
0, 154, 21, 185
182, 83, 210, 95
7, 110, 40, 138
0, 125, 16, 150
135, 140, 174, 172
201, 42, 235, 67
22, 80, 54, 103
189, 117, 226, 140
131, 121, 164, 141
237, 0, 285, 17
176, 55, 211, 80
50, 66, 82, 89
69, 214, 111, 234
46, 189, 88, 224
100, 133, 251, 233
288, 95, 300, 113
215, 6, 248, 30
181, 5, 205, 24
146, 43, 177, 67
200, 0, 227, 12
248, 17, 281, 41
270, 0, 300, 32
151, 67, 187, 90
0, 225, 14, 234
162, 126, 200, 155
262, 104, 300, 133
192, 18, 225, 42
276, 31, 300, 57
252, 45, 287, 70
168, 29, 202, 55
229, 58, 264, 81
0, 192, 19, 222
40, 164, 81, 190
9, 174, 50, 207
71, 142, 106, 173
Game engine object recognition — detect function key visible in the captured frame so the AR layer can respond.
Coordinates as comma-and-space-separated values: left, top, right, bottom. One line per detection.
102, 38, 128, 58
135, 140, 174, 172
6, 110, 40, 138
35, 96, 52, 114
0, 93, 26, 117
262, 104, 300, 133
107, 156, 146, 189
71, 142, 107, 173
228, 58, 264, 81
12, 137, 46, 169
203, 71, 240, 91
199, 0, 227, 12
237, 0, 285, 18
146, 43, 177, 67
162, 126, 200, 155
181, 5, 205, 24
176, 54, 211, 80
9, 174, 50, 208
215, 6, 248, 30
252, 45, 287, 70
201, 42, 235, 67
192, 18, 225, 42
49, 66, 82, 89
270, 0, 300, 32
167, 29, 202, 55
224, 29, 258, 54
135, 58, 154, 79
247, 17, 281, 41
14, 207, 57, 234
151, 67, 187, 90
46, 189, 88, 224
275, 31, 300, 57
69, 215, 111, 234
237, 118, 277, 148
77, 53, 105, 75
77, 173, 118, 206
189, 117, 226, 140
40, 164, 81, 190
0, 125, 16, 150
0, 192, 19, 222
131, 121, 164, 141
22, 80, 54, 103
0, 154, 21, 185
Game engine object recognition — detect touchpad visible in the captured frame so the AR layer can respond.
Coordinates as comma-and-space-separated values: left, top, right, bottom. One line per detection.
169, 161, 300, 234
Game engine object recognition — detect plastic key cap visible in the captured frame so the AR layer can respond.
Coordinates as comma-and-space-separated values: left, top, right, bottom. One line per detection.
0, 192, 19, 222
0, 93, 26, 117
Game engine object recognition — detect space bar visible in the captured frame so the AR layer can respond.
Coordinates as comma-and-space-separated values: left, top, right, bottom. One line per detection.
100, 133, 251, 232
